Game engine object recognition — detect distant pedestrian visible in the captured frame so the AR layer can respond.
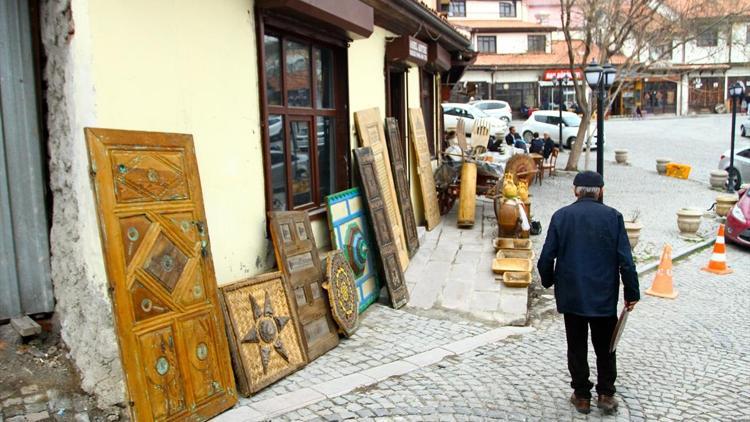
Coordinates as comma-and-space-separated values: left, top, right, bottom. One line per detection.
487, 135, 503, 152
529, 132, 544, 154
542, 132, 556, 159
537, 171, 640, 416
505, 126, 522, 146
514, 136, 528, 153
635, 106, 643, 119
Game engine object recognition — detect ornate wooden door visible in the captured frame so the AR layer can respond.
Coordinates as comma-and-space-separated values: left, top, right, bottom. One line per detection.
353, 108, 410, 270
384, 118, 419, 257
268, 211, 339, 361
353, 147, 409, 309
85, 128, 236, 421
408, 108, 441, 231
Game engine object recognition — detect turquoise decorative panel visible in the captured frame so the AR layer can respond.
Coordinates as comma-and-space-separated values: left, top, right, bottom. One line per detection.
326, 188, 381, 313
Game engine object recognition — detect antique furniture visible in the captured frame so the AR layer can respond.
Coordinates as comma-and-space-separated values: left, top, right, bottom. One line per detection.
385, 117, 420, 256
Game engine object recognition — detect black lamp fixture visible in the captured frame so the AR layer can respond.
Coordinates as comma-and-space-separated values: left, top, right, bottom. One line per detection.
584, 60, 617, 178
727, 81, 745, 193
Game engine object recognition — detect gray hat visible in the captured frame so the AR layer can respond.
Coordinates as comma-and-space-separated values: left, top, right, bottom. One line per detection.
573, 171, 604, 187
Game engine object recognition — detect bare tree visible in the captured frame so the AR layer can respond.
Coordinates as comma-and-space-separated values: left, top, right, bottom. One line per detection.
559, 0, 750, 171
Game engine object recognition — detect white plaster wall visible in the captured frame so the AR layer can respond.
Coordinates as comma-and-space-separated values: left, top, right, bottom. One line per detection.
727, 66, 750, 77
462, 70, 493, 83
87, 0, 269, 284
497, 33, 537, 54
730, 23, 750, 63
42, 0, 125, 408
682, 37, 729, 64
466, 0, 525, 20
494, 70, 541, 83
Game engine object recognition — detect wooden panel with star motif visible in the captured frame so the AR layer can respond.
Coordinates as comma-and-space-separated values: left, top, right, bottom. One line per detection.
353, 147, 409, 309
323, 251, 359, 337
268, 211, 339, 361
385, 117, 419, 257
85, 128, 236, 421
218, 271, 306, 396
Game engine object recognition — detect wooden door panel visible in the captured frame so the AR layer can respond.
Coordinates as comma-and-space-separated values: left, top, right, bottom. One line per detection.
408, 108, 441, 230
353, 108, 410, 270
385, 118, 419, 257
268, 211, 339, 361
137, 325, 187, 420
353, 147, 409, 309
86, 128, 236, 421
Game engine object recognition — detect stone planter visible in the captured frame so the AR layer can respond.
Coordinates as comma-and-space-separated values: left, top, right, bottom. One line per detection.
624, 221, 643, 249
615, 149, 629, 164
676, 208, 702, 235
709, 170, 728, 190
656, 158, 671, 175
715, 193, 739, 217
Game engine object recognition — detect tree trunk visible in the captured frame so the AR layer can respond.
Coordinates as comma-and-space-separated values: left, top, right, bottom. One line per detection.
564, 83, 591, 171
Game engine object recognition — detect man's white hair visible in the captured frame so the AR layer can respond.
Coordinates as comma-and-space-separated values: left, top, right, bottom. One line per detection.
575, 186, 602, 198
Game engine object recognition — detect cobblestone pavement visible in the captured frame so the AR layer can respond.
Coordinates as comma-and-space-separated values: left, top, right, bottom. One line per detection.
601, 114, 750, 186
270, 243, 750, 421
242, 305, 489, 404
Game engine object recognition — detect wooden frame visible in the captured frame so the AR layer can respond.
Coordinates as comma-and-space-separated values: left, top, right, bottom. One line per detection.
384, 117, 419, 257
408, 108, 441, 231
256, 11, 350, 219
353, 147, 409, 309
85, 128, 237, 421
219, 271, 307, 396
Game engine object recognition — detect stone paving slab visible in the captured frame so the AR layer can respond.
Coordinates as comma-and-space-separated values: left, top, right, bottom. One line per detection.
271, 244, 750, 421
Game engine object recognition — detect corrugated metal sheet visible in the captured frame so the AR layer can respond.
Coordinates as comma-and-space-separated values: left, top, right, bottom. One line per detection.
0, 0, 54, 319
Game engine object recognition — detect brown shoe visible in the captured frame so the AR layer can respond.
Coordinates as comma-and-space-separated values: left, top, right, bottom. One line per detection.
570, 393, 591, 414
597, 394, 619, 414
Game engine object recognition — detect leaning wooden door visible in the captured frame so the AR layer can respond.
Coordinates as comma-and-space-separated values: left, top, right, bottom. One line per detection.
268, 211, 339, 361
86, 128, 236, 421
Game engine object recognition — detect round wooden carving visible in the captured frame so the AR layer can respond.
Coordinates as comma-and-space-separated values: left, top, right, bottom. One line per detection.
505, 154, 536, 186
324, 251, 360, 337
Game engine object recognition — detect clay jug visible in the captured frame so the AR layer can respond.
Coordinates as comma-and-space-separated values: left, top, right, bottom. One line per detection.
496, 198, 520, 237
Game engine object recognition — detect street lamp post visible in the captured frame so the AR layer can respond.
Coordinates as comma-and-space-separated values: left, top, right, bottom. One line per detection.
552, 74, 570, 148
584, 61, 616, 178
727, 82, 745, 193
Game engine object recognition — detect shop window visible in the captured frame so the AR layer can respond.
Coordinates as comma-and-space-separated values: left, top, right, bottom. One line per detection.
477, 36, 497, 53
420, 70, 437, 157
696, 29, 718, 47
449, 0, 466, 17
261, 30, 347, 213
527, 35, 546, 53
499, 1, 516, 17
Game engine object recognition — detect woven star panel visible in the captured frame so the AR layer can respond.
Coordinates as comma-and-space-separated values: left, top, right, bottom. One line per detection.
325, 188, 381, 313
324, 250, 360, 337
219, 271, 306, 396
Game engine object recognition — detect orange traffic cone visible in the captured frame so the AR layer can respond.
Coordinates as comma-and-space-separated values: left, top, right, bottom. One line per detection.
702, 224, 733, 275
646, 244, 678, 299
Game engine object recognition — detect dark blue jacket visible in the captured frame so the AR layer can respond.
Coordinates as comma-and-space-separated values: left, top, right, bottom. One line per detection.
537, 197, 640, 317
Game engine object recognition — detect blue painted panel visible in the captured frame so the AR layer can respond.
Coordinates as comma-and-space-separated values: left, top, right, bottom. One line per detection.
326, 188, 381, 313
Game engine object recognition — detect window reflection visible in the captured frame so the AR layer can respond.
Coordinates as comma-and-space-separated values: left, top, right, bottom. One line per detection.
269, 115, 286, 210
285, 40, 311, 107
317, 117, 335, 201
265, 36, 282, 106
290, 120, 312, 206
314, 47, 334, 109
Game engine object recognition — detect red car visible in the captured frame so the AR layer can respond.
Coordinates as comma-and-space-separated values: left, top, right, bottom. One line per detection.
726, 186, 750, 247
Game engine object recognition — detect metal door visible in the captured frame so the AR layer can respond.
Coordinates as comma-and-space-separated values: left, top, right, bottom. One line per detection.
0, 0, 54, 320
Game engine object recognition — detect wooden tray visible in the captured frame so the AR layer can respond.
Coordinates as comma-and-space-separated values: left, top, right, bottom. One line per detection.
496, 249, 535, 260
493, 238, 532, 251
503, 272, 532, 288
492, 258, 532, 274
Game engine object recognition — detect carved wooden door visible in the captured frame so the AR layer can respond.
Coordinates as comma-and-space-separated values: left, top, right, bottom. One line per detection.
85, 128, 236, 421
353, 108, 410, 270
408, 108, 441, 231
353, 147, 409, 309
268, 211, 339, 361
385, 118, 419, 257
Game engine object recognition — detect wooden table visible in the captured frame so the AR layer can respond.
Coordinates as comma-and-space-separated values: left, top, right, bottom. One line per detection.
529, 153, 544, 185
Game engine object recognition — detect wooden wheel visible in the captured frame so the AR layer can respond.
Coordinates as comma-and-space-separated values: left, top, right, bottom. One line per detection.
505, 154, 537, 185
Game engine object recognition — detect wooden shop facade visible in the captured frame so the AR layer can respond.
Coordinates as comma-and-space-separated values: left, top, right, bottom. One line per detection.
1, 0, 475, 419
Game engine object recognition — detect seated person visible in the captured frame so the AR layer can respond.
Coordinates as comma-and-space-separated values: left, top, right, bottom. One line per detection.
505, 126, 522, 146
514, 137, 529, 153
529, 132, 544, 154
487, 135, 503, 152
542, 132, 556, 159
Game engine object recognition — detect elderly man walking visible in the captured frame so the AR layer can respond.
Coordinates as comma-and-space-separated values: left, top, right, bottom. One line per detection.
537, 171, 640, 415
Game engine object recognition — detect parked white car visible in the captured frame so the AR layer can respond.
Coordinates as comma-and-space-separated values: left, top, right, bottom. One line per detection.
442, 103, 508, 139
741, 114, 750, 137
470, 100, 512, 123
718, 146, 750, 190
520, 110, 590, 149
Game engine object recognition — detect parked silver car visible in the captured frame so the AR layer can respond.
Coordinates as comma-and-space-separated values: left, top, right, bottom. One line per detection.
718, 146, 750, 190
